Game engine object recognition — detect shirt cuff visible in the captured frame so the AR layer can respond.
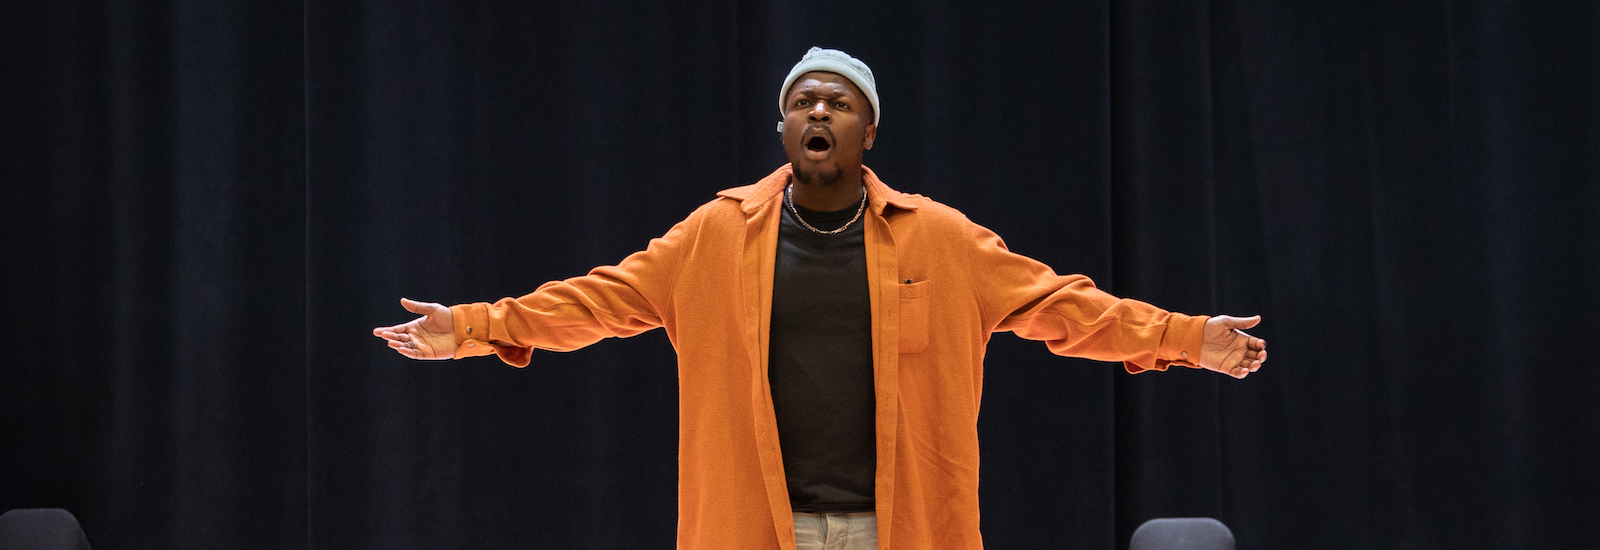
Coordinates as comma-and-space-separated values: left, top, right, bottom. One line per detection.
450, 303, 500, 360
1124, 313, 1209, 373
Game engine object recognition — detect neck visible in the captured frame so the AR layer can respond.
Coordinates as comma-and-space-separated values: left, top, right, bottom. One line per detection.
789, 168, 865, 211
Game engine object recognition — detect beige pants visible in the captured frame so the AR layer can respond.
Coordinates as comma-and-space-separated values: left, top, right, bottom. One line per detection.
793, 511, 879, 550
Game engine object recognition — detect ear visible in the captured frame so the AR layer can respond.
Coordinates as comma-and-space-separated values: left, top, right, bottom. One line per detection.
863, 124, 877, 151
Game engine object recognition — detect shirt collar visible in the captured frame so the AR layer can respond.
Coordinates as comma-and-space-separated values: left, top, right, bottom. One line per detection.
718, 164, 920, 215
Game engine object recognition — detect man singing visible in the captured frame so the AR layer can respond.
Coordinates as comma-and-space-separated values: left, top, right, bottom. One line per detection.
374, 47, 1267, 550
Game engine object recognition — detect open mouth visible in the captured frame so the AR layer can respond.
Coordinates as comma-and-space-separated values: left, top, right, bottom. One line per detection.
801, 129, 834, 161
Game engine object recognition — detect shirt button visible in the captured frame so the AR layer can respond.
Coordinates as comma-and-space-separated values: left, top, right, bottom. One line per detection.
467, 342, 475, 347
466, 326, 474, 334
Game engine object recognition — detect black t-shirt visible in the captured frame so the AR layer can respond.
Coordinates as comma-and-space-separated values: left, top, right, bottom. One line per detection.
768, 197, 876, 513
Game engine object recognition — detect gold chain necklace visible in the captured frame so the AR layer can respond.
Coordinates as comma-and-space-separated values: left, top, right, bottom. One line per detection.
785, 183, 866, 235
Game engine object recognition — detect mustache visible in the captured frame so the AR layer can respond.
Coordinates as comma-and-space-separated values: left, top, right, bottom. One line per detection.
803, 124, 835, 138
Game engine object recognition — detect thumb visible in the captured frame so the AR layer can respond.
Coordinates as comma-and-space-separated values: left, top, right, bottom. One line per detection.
400, 297, 442, 316
1221, 315, 1262, 330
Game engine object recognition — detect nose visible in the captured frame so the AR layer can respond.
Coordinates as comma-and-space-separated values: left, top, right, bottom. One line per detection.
807, 101, 830, 123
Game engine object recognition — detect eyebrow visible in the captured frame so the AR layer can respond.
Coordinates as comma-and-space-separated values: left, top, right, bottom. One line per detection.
792, 85, 854, 101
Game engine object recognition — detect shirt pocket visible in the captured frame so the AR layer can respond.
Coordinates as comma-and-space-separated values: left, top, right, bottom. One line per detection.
898, 280, 932, 354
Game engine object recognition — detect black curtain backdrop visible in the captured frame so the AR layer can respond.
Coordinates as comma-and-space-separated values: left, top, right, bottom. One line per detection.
4, 1, 1597, 548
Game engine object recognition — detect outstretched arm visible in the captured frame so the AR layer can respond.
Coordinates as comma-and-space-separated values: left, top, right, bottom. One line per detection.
370, 202, 711, 366
960, 215, 1267, 376
1196, 315, 1267, 379
372, 298, 457, 360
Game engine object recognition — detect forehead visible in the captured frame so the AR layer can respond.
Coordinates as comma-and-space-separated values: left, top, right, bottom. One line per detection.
787, 71, 865, 99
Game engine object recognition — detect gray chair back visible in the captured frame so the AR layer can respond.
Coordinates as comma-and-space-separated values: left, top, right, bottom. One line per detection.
1130, 517, 1234, 550
0, 509, 91, 550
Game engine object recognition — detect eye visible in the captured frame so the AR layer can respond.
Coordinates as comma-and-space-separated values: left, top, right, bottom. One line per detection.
833, 102, 848, 109
795, 99, 811, 108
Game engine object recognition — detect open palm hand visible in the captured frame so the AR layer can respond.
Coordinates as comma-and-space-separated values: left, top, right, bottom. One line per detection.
372, 298, 457, 360
1198, 315, 1267, 379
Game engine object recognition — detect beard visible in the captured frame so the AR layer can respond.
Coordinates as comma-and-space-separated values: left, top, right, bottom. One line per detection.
792, 165, 843, 187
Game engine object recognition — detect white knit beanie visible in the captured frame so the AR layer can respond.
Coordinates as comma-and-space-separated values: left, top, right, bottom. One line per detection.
776, 47, 880, 132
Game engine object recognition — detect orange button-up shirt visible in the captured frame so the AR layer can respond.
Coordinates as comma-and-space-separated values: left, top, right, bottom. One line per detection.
451, 165, 1207, 549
